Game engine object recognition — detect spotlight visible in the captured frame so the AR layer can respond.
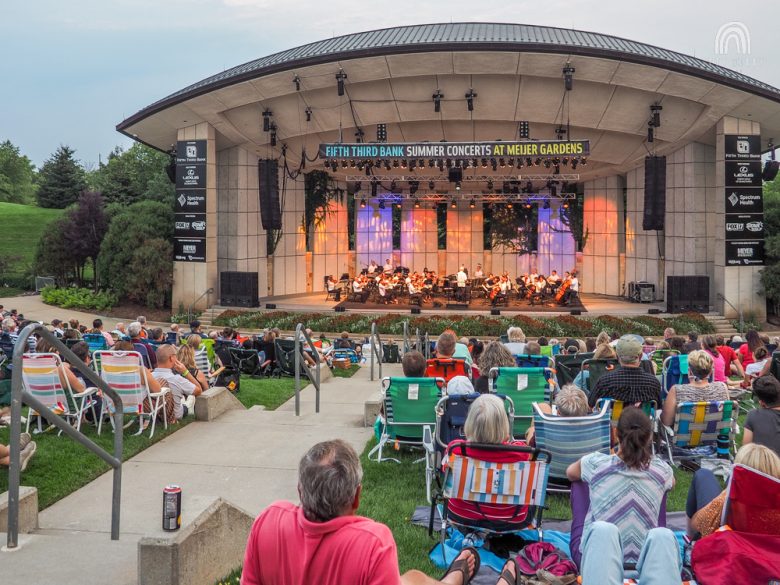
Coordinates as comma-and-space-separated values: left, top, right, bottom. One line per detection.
491, 158, 498, 171
543, 199, 550, 210
378, 199, 386, 210
525, 203, 532, 209
499, 158, 505, 168
385, 160, 391, 171
360, 199, 367, 208
650, 103, 663, 128
336, 69, 347, 96
341, 160, 347, 168
354, 181, 362, 192
562, 202, 570, 209
433, 89, 443, 113
365, 165, 371, 176
451, 199, 457, 209
395, 201, 402, 209
401, 159, 407, 169
571, 158, 579, 170
563, 64, 575, 91
293, 75, 301, 91
526, 157, 533, 167
414, 198, 421, 208
428, 159, 435, 168
516, 158, 524, 168
518, 120, 530, 139
647, 123, 654, 143
581, 158, 588, 166
469, 199, 476, 209
487, 179, 494, 190
481, 158, 488, 168
409, 159, 416, 170
419, 159, 425, 168
446, 158, 452, 168
455, 181, 462, 191
393, 160, 399, 168
544, 159, 551, 169
349, 159, 356, 168
390, 180, 397, 192
507, 201, 513, 209
429, 180, 435, 190
526, 181, 533, 192
377, 123, 387, 142
270, 123, 277, 147
305, 107, 312, 122
409, 180, 419, 195
534, 158, 542, 166
561, 158, 569, 166
262, 109, 272, 132
507, 158, 515, 167
465, 88, 477, 111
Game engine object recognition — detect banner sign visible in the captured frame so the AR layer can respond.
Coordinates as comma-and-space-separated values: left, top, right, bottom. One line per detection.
319, 140, 590, 159
725, 188, 763, 213
724, 135, 761, 161
725, 213, 764, 240
725, 240, 765, 266
725, 161, 762, 188
174, 139, 207, 262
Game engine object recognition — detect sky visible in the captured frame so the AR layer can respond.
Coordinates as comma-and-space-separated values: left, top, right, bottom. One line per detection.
2, 0, 779, 168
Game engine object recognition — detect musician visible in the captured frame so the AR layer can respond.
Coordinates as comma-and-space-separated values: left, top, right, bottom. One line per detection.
459, 264, 468, 276
383, 258, 393, 273
456, 266, 468, 301
474, 264, 484, 279
377, 278, 393, 304
352, 277, 369, 303
367, 260, 378, 275
548, 270, 561, 285
563, 271, 580, 305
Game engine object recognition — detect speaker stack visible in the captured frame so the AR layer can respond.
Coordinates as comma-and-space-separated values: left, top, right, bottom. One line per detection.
643, 156, 667, 231
220, 272, 259, 307
258, 159, 282, 230
666, 276, 709, 314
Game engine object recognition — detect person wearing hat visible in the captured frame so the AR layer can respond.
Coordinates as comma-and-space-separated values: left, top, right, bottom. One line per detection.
587, 335, 662, 409
50, 319, 64, 337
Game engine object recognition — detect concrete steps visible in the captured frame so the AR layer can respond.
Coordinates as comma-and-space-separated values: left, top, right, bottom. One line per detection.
704, 314, 738, 336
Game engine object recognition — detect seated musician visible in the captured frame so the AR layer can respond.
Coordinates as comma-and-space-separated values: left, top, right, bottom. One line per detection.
535, 274, 548, 296
563, 271, 580, 305
377, 278, 395, 304
367, 260, 378, 275
407, 277, 423, 305
352, 277, 368, 302
383, 258, 393, 273
474, 264, 484, 279
547, 270, 561, 288
482, 273, 496, 297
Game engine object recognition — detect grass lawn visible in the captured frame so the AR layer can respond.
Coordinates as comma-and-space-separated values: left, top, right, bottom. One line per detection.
0, 202, 64, 282
332, 364, 360, 378
0, 287, 27, 297
0, 417, 191, 510
235, 376, 300, 410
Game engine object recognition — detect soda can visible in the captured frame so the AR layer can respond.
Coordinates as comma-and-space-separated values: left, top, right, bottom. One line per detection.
162, 484, 182, 531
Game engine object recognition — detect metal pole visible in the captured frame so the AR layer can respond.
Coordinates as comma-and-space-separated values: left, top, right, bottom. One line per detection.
370, 329, 375, 382
294, 323, 302, 416
6, 350, 23, 549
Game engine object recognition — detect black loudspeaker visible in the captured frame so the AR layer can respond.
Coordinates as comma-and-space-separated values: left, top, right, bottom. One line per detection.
334, 306, 346, 313
648, 308, 662, 314
220, 272, 259, 307
570, 310, 582, 316
165, 159, 176, 183
446, 303, 469, 310
491, 309, 501, 316
448, 167, 463, 183
763, 160, 780, 182
411, 307, 421, 314
643, 156, 667, 231
258, 159, 282, 230
666, 276, 709, 314
265, 303, 277, 309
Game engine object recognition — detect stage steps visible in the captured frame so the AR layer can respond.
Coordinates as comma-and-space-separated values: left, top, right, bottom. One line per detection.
704, 314, 739, 336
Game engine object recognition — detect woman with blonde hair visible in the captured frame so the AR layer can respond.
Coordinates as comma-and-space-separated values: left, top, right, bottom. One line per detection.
686, 443, 780, 538
661, 349, 729, 427
177, 344, 209, 392
595, 331, 611, 347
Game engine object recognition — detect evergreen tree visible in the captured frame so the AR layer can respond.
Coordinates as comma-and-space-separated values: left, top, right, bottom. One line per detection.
90, 143, 175, 206
36, 145, 86, 208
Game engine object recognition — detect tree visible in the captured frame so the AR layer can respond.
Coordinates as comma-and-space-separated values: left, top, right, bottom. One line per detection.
97, 200, 174, 305
0, 140, 37, 203
760, 174, 780, 315
34, 218, 80, 285
90, 143, 175, 206
36, 146, 86, 208
63, 191, 108, 287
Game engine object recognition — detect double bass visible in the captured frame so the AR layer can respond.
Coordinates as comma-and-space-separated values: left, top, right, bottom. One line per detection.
555, 278, 571, 303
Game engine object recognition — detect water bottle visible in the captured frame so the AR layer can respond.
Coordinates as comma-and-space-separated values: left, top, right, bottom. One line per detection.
716, 435, 730, 459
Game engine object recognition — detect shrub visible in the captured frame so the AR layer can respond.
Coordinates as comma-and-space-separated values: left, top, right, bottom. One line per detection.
41, 286, 117, 311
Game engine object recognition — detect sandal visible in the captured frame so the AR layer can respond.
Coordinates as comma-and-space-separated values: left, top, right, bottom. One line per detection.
441, 546, 480, 585
497, 557, 522, 585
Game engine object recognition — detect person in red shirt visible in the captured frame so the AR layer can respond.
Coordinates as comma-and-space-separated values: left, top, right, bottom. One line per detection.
241, 439, 479, 585
737, 330, 764, 370
715, 335, 744, 379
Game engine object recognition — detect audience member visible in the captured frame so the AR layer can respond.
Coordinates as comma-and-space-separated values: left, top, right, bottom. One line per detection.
435, 331, 457, 359
738, 329, 764, 370
92, 318, 114, 348
137, 315, 149, 338
128, 321, 157, 369
663, 327, 675, 341
474, 341, 514, 394
152, 344, 201, 420
401, 350, 426, 377
188, 320, 203, 336
587, 336, 662, 408
441, 329, 472, 364
446, 375, 474, 396
0, 432, 36, 471
745, 346, 770, 381
527, 384, 589, 443
715, 335, 744, 379
177, 344, 209, 392
595, 331, 611, 346
682, 331, 699, 354
525, 341, 541, 355
584, 337, 597, 352
50, 318, 64, 337
743, 375, 780, 455
668, 335, 685, 354
150, 328, 165, 344
661, 350, 729, 427
503, 327, 527, 355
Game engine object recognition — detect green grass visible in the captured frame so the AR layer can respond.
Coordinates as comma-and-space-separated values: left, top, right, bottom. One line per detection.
0, 202, 64, 282
0, 416, 191, 510
235, 376, 300, 410
0, 287, 26, 297
331, 364, 360, 378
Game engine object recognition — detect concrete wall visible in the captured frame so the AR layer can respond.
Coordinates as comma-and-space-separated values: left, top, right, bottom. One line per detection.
582, 175, 625, 296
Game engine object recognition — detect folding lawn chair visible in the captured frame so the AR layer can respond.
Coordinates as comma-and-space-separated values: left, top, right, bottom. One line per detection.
22, 352, 99, 434
660, 400, 738, 466
272, 338, 308, 377
332, 348, 359, 363
513, 354, 553, 368
552, 352, 594, 387
650, 349, 678, 376
368, 376, 444, 463
488, 366, 556, 438
662, 354, 690, 399
532, 401, 611, 492
194, 348, 211, 376
581, 357, 620, 394
721, 463, 780, 536
94, 350, 171, 438
432, 442, 551, 563
426, 358, 471, 383
228, 347, 263, 377
82, 333, 108, 353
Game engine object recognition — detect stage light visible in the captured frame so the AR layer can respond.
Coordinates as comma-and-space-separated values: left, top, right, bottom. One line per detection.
465, 88, 477, 111
437, 160, 444, 171
518, 121, 530, 139
401, 159, 407, 169
507, 201, 513, 209
409, 180, 419, 195
340, 160, 347, 168
293, 75, 301, 91
378, 199, 386, 209
469, 199, 476, 209
491, 158, 498, 171
650, 103, 663, 128
393, 160, 399, 168
525, 203, 532, 209
377, 123, 387, 142
554, 165, 561, 175
385, 160, 391, 170
446, 158, 452, 168
365, 166, 371, 176
571, 158, 578, 170
354, 181, 362, 192
395, 201, 402, 209
534, 158, 541, 166
507, 158, 515, 167
561, 158, 569, 166
433, 89, 443, 113
330, 161, 338, 172
499, 158, 505, 168
487, 179, 494, 190
262, 109, 272, 132
526, 181, 533, 192
472, 158, 478, 168
409, 159, 416, 171
550, 184, 557, 197
419, 159, 425, 168
563, 64, 575, 91
429, 180, 435, 190
336, 69, 347, 96
270, 123, 277, 146
562, 202, 569, 209
581, 158, 588, 166
544, 159, 551, 169
428, 159, 435, 168
455, 181, 462, 191
451, 199, 457, 209
481, 158, 488, 168
360, 199, 366, 208
414, 198, 421, 208
647, 123, 654, 143
390, 180, 397, 192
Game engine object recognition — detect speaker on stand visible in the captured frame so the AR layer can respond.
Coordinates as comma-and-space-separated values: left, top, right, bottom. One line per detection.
258, 159, 282, 230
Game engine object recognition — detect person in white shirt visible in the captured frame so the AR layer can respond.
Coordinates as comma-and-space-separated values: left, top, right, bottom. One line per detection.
367, 260, 378, 274
383, 258, 393, 273
152, 344, 202, 420
352, 279, 363, 293
503, 327, 527, 355
456, 267, 468, 301
474, 264, 484, 279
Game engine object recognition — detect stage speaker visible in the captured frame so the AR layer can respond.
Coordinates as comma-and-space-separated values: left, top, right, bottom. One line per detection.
335, 306, 346, 313
165, 159, 176, 183
648, 308, 662, 314
491, 309, 501, 316
448, 167, 463, 183
763, 160, 780, 182
265, 303, 277, 310
642, 156, 666, 231
220, 272, 259, 307
666, 276, 709, 314
570, 310, 582, 316
411, 307, 421, 314
258, 159, 282, 230
446, 303, 469, 310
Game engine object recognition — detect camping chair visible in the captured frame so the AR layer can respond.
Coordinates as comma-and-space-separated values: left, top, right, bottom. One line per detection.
82, 333, 108, 353
432, 442, 551, 563
539, 345, 554, 358
532, 401, 611, 492
194, 348, 211, 377
722, 463, 780, 536
228, 347, 263, 377
272, 338, 308, 377
488, 367, 556, 437
650, 349, 678, 376
552, 352, 594, 387
422, 393, 515, 503
513, 354, 553, 368
581, 358, 620, 394
332, 347, 359, 364
368, 376, 444, 463
94, 350, 170, 438
22, 352, 99, 434
426, 358, 471, 383
660, 400, 738, 465
597, 398, 658, 429
662, 354, 690, 398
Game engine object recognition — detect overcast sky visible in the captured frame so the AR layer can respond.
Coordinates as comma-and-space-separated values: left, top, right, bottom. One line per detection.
2, 0, 778, 167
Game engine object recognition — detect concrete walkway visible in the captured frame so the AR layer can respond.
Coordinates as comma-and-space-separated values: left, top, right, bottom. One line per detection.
1, 363, 398, 584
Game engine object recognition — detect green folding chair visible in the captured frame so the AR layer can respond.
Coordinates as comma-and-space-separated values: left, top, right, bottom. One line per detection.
489, 367, 555, 437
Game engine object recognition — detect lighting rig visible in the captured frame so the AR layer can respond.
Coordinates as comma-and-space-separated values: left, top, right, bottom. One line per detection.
325, 156, 587, 173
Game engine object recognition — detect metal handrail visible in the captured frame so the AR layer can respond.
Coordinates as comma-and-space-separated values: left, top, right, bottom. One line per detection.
294, 323, 321, 416
402, 320, 410, 355
187, 287, 214, 325
370, 322, 383, 381
6, 324, 125, 550
717, 293, 744, 334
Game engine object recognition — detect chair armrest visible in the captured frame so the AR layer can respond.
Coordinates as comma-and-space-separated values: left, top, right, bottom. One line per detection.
661, 423, 675, 437
72, 386, 99, 399
422, 424, 434, 454
149, 386, 171, 398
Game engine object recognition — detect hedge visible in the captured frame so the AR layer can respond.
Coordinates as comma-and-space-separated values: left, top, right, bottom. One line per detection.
41, 286, 117, 311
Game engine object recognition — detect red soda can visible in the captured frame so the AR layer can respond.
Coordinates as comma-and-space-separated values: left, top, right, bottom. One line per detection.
162, 484, 182, 531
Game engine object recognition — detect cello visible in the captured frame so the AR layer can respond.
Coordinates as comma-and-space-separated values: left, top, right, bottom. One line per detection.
555, 278, 571, 303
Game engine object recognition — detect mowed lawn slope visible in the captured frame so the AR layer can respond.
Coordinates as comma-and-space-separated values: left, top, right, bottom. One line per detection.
0, 202, 63, 282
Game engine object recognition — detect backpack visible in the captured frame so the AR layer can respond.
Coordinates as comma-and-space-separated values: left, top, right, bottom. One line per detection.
215, 366, 240, 393
516, 542, 578, 581
691, 528, 780, 585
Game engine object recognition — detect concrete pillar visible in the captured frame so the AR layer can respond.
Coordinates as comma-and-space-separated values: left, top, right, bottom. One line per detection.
582, 175, 625, 295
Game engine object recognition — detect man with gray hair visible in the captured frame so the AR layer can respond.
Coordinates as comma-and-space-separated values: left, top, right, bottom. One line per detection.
128, 321, 157, 369
241, 439, 478, 585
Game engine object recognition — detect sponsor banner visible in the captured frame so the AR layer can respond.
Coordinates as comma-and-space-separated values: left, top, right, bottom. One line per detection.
176, 164, 206, 189
725, 188, 763, 213
174, 238, 206, 263
725, 213, 764, 240
724, 135, 761, 161
175, 140, 208, 165
174, 213, 207, 239
725, 161, 762, 188
319, 140, 590, 159
725, 240, 764, 266
174, 191, 206, 213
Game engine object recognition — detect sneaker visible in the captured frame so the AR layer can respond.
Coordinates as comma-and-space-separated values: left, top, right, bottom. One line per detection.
184, 394, 197, 414
19, 441, 37, 472
19, 432, 32, 451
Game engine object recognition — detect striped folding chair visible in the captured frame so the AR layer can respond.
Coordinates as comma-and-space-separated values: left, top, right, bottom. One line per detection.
22, 352, 99, 434
661, 400, 738, 465
489, 367, 556, 437
94, 350, 170, 437
435, 442, 551, 562
532, 401, 611, 492
194, 348, 211, 377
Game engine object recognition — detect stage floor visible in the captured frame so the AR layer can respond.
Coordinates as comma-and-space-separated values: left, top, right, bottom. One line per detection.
241, 293, 669, 317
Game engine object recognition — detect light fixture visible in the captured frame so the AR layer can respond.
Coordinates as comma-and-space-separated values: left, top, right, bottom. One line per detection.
395, 201, 402, 209
544, 159, 551, 169
451, 199, 457, 209
650, 103, 663, 128
270, 123, 277, 146
507, 201, 513, 209
305, 107, 312, 122
377, 123, 387, 143
491, 158, 498, 171
581, 157, 588, 166
543, 199, 550, 210
262, 109, 272, 132
469, 199, 476, 209
433, 89, 443, 113
647, 123, 655, 143
336, 69, 347, 96
465, 88, 477, 111
429, 180, 435, 190
354, 181, 362, 192
525, 203, 532, 209
571, 158, 579, 170
487, 179, 494, 190
455, 181, 462, 191
293, 75, 301, 91
534, 158, 542, 166
414, 198, 421, 208
409, 180, 419, 195
499, 158, 505, 168
563, 64, 575, 91
360, 199, 367, 208
518, 121, 530, 139
562, 202, 570, 209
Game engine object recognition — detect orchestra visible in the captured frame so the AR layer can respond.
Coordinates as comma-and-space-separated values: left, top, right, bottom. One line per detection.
331, 263, 581, 307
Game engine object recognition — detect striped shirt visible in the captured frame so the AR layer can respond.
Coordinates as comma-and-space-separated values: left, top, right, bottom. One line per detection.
581, 452, 673, 564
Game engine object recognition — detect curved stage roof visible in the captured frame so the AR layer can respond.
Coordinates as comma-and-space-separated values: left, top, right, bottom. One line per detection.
119, 22, 780, 180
